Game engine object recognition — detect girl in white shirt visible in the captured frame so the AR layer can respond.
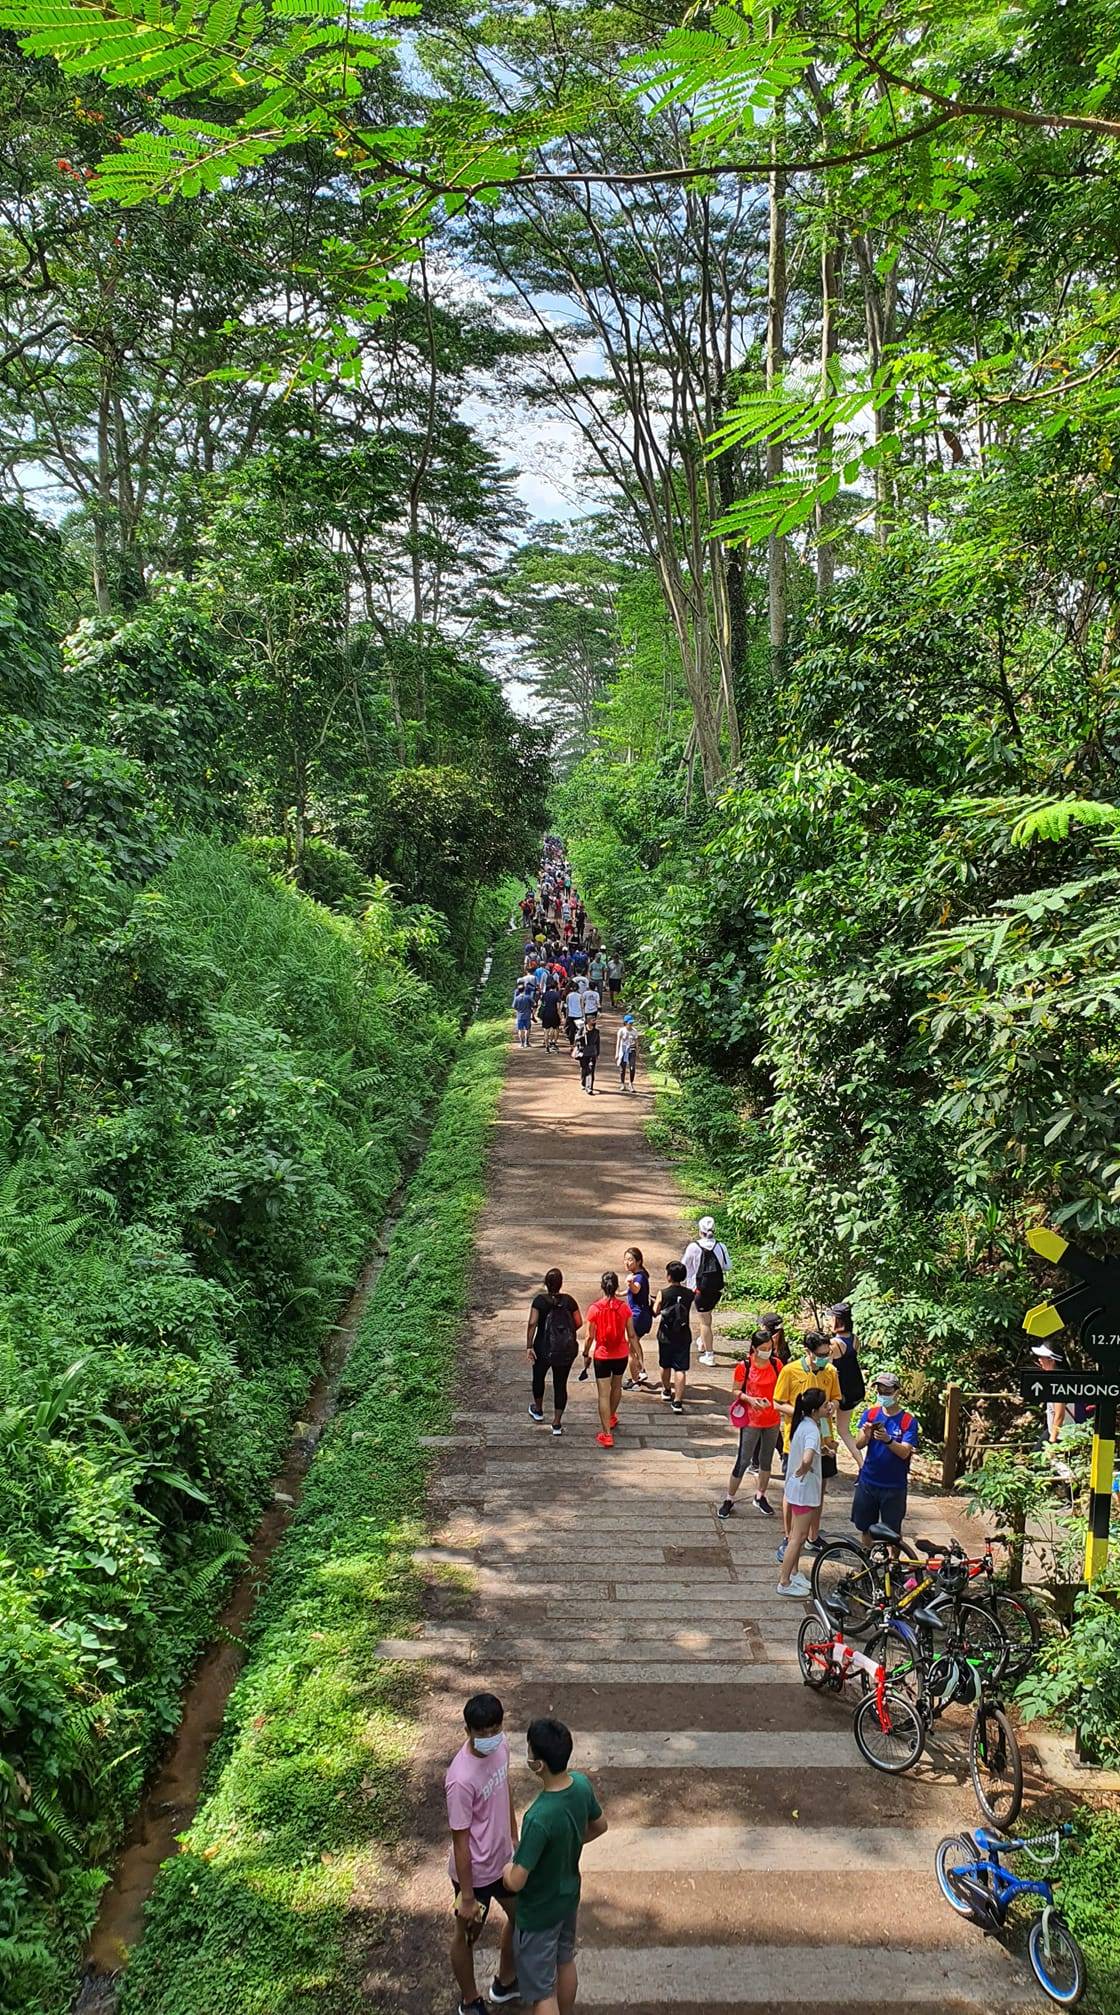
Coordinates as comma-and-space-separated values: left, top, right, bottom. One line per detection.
777, 1387, 827, 1597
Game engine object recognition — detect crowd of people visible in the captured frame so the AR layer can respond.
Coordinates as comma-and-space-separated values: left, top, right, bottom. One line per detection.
444, 843, 924, 2015
511, 843, 635, 1094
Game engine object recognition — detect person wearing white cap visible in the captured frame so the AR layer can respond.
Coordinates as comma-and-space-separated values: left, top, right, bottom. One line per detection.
1030, 1342, 1067, 1441
682, 1214, 731, 1366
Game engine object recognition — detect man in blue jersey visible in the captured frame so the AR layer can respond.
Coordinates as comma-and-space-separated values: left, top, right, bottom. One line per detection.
851, 1371, 919, 1541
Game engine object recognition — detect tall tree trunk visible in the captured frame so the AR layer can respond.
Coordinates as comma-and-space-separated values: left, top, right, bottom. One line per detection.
853, 232, 898, 542
766, 95, 787, 667
815, 228, 841, 597
94, 367, 113, 615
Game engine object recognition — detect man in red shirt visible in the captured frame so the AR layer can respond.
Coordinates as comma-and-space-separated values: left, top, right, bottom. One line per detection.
581, 1270, 637, 1447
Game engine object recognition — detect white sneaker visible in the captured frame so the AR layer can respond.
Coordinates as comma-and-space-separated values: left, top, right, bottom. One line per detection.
699, 1350, 716, 1366
776, 1573, 812, 1596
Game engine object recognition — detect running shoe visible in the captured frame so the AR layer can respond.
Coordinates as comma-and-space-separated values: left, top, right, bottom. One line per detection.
609, 1412, 619, 1428
717, 1499, 736, 1519
551, 1423, 563, 1436
698, 1350, 717, 1366
528, 1404, 545, 1423
775, 1537, 787, 1563
776, 1574, 812, 1597
671, 1400, 684, 1414
490, 1982, 520, 2007
753, 1494, 775, 1517
457, 2002, 487, 2015
804, 1538, 826, 1555
622, 1377, 639, 1391
659, 1387, 672, 1401
596, 1431, 614, 1448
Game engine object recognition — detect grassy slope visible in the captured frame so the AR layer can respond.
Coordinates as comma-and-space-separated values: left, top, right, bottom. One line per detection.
117, 929, 519, 2015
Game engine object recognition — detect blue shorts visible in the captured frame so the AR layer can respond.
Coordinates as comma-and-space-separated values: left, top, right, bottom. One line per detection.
851, 1481, 908, 1535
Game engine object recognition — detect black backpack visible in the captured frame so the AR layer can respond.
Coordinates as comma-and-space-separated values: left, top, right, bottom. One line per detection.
696, 1243, 724, 1298
659, 1287, 692, 1344
543, 1297, 578, 1365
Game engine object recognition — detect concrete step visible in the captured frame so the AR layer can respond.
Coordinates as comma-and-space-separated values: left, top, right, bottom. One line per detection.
575, 1730, 855, 1769
581, 1823, 947, 1874
577, 1943, 1036, 2010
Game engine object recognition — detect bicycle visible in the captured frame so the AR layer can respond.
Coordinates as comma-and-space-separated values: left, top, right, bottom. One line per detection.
812, 1523, 1012, 1679
796, 1600, 925, 1774
901, 1531, 1040, 1682
863, 1581, 1023, 1826
934, 1825, 1085, 2006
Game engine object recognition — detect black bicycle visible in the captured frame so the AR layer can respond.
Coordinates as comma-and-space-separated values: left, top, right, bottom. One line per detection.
862, 1582, 1022, 1826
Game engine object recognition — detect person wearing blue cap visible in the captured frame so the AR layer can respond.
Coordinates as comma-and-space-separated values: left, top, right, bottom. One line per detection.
614, 1016, 639, 1091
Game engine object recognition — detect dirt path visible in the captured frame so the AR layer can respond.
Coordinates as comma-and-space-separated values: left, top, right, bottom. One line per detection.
366, 1003, 1045, 2013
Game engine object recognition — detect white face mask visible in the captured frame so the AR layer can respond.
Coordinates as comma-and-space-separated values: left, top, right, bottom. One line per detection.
472, 1733, 503, 1755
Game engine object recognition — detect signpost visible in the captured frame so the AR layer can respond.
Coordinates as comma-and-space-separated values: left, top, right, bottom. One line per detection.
1023, 1226, 1120, 1582
1018, 1371, 1120, 1406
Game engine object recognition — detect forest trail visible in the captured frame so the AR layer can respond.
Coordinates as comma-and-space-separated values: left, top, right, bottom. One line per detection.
372, 995, 1041, 2014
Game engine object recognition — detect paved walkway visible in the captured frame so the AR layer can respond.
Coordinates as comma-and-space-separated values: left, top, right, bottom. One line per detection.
369, 1001, 1044, 2012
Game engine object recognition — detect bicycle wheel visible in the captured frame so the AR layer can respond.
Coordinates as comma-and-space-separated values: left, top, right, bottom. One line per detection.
992, 1591, 1040, 1682
797, 1613, 835, 1690
934, 1834, 983, 1920
853, 1686, 925, 1773
810, 1541, 881, 1636
862, 1620, 925, 1704
1028, 1914, 1086, 2007
970, 1702, 1022, 1829
953, 1598, 1011, 1685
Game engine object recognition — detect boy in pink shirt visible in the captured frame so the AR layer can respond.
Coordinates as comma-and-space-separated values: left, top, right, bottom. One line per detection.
446, 1692, 520, 2014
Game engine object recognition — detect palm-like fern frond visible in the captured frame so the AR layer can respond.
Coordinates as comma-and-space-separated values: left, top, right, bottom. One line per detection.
0, 0, 419, 205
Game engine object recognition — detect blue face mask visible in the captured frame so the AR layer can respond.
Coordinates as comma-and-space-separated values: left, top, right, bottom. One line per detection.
473, 1733, 503, 1755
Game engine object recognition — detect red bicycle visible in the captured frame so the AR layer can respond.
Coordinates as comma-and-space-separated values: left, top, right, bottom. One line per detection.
797, 1599, 926, 1773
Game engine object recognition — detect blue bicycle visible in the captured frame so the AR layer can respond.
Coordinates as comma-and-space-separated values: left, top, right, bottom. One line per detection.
934, 1825, 1085, 2005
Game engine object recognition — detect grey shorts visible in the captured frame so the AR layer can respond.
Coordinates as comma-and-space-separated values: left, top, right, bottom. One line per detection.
732, 1424, 778, 1478
514, 1912, 578, 2001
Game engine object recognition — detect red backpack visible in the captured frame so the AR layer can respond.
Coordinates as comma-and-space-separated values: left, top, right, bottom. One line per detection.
864, 1404, 916, 1437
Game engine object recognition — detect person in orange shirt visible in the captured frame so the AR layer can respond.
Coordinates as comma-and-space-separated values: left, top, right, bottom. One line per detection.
581, 1270, 637, 1448
719, 1328, 782, 1519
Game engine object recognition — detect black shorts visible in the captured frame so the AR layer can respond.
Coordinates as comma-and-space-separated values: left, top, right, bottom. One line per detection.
658, 1334, 691, 1373
594, 1355, 628, 1379
452, 1876, 513, 1917
695, 1291, 723, 1314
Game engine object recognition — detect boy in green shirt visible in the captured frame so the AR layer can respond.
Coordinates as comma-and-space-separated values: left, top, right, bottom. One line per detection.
501, 1717, 608, 2015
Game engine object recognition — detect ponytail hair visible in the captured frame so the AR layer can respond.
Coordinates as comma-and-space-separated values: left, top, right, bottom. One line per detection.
791, 1385, 827, 1435
601, 1269, 619, 1297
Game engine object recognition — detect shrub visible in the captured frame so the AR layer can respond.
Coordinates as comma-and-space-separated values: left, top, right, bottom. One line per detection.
115, 936, 517, 2015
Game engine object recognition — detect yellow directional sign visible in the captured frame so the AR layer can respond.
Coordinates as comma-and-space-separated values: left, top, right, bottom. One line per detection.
1023, 1301, 1065, 1338
1026, 1227, 1069, 1264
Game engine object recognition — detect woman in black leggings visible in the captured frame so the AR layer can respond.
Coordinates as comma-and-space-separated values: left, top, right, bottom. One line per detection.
526, 1268, 583, 1436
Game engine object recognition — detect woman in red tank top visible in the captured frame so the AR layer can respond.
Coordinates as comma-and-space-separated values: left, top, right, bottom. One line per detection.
582, 1270, 637, 1448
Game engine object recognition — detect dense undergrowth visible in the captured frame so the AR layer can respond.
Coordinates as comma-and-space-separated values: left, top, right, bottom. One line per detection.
0, 842, 478, 2015
113, 932, 517, 2015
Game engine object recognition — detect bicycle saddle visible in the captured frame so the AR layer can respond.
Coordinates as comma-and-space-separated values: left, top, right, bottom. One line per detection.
868, 1521, 902, 1542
